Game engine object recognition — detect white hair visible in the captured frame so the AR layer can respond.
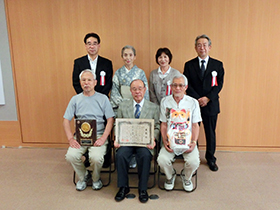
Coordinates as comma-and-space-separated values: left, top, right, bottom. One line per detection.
172, 74, 188, 86
79, 69, 96, 80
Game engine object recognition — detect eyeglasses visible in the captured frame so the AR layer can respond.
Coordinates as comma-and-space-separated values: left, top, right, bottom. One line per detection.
171, 83, 185, 88
86, 42, 99, 46
131, 87, 145, 92
196, 43, 209, 49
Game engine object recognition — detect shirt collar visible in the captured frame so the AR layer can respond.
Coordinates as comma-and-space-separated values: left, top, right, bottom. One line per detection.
87, 54, 98, 62
133, 98, 145, 107
124, 66, 130, 73
157, 66, 171, 75
198, 56, 209, 64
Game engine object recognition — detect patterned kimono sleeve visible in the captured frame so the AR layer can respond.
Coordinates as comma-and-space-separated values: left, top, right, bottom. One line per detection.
110, 72, 123, 108
140, 70, 150, 100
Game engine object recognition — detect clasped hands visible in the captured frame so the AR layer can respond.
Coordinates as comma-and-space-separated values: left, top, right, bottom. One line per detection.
69, 137, 107, 149
198, 96, 210, 107
163, 139, 196, 153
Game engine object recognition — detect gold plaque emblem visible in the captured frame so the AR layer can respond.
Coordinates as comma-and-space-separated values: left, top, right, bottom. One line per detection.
75, 119, 96, 146
81, 122, 91, 132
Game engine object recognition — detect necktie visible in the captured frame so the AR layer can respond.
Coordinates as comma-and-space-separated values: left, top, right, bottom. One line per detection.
135, 104, 141, 119
201, 60, 206, 77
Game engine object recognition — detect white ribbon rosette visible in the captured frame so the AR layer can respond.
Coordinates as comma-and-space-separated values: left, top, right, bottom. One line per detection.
211, 71, 218, 87
166, 80, 172, 96
100, 71, 106, 86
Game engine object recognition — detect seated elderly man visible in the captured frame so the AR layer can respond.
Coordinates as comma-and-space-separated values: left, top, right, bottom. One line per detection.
157, 74, 201, 192
64, 69, 114, 191
114, 79, 160, 203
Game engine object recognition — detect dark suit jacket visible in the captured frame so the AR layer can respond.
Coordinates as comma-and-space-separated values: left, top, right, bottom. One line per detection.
183, 57, 224, 116
72, 55, 113, 96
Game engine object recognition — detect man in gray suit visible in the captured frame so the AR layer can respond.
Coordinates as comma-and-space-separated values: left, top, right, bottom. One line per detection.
114, 79, 160, 203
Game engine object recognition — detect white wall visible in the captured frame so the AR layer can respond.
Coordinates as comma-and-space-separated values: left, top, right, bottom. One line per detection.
0, 0, 17, 120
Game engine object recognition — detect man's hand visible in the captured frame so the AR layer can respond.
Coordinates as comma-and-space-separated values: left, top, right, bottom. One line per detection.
94, 137, 106, 147
147, 139, 156, 150
163, 140, 173, 153
198, 96, 210, 107
184, 141, 196, 153
69, 138, 81, 149
114, 140, 120, 148
161, 122, 173, 152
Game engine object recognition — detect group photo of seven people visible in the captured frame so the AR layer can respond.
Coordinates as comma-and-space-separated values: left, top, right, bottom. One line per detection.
63, 32, 225, 203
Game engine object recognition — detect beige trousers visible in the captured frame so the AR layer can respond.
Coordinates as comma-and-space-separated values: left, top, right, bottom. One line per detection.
157, 145, 200, 180
65, 137, 107, 182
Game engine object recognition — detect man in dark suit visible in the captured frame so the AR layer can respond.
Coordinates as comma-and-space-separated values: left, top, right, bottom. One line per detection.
72, 33, 113, 97
114, 79, 160, 203
183, 34, 224, 172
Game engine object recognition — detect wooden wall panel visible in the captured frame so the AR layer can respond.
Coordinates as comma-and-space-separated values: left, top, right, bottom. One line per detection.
5, 0, 150, 144
4, 0, 280, 150
150, 0, 280, 150
6, 0, 77, 144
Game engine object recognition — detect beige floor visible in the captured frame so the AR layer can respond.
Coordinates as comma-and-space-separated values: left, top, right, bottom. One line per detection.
0, 147, 279, 210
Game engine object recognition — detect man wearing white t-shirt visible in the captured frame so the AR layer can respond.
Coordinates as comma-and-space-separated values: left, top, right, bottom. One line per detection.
157, 74, 201, 192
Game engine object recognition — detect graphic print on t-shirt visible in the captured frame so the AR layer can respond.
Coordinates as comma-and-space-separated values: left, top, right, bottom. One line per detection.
166, 108, 192, 155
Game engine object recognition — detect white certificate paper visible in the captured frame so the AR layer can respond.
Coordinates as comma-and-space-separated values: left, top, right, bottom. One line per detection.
116, 118, 154, 147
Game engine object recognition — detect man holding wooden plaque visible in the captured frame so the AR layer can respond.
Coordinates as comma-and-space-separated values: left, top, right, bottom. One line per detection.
114, 79, 160, 203
64, 70, 114, 191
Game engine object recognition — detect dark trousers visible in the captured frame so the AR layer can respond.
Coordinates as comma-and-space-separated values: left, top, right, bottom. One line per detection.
201, 114, 218, 163
116, 146, 152, 191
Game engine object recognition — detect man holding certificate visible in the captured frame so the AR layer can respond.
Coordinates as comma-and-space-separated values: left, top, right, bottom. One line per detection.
157, 75, 202, 192
64, 70, 114, 191
114, 79, 160, 203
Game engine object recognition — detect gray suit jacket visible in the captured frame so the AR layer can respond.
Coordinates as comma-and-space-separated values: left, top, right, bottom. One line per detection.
117, 99, 160, 143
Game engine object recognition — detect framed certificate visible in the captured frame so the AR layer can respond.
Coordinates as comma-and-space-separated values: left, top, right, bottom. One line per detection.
75, 119, 97, 146
115, 118, 154, 147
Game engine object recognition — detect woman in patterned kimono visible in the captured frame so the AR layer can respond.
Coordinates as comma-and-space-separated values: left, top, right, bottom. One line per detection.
110, 45, 149, 110
149, 48, 181, 105
110, 45, 149, 169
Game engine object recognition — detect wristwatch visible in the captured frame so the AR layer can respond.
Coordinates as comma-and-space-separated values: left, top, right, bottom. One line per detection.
191, 140, 197, 145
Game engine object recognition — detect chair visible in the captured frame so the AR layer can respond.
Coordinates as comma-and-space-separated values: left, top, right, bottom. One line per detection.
112, 122, 158, 190
73, 137, 115, 187
157, 154, 198, 192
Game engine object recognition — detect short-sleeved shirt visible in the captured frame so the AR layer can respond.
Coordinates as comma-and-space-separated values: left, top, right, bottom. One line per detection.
64, 92, 115, 135
160, 95, 202, 132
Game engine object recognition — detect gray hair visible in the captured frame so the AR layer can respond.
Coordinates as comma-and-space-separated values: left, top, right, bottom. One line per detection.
195, 34, 212, 46
130, 79, 145, 87
172, 74, 188, 86
121, 45, 136, 56
79, 69, 96, 80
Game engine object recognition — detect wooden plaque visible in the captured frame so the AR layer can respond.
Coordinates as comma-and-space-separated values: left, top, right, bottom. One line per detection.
75, 119, 97, 146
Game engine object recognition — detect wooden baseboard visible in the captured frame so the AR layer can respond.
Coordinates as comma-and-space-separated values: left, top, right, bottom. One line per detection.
1, 121, 279, 152
0, 121, 22, 147
198, 145, 280, 152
